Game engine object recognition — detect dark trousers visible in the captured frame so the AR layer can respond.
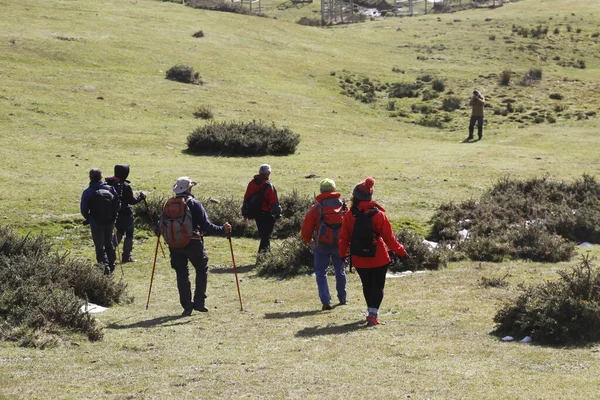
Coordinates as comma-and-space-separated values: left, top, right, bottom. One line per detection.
468, 116, 484, 139
255, 212, 275, 253
169, 240, 209, 311
356, 265, 388, 310
90, 224, 116, 270
113, 213, 134, 261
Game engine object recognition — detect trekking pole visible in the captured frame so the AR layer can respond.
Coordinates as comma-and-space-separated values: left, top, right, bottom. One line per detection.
145, 234, 161, 310
113, 227, 125, 277
143, 197, 166, 258
227, 232, 244, 311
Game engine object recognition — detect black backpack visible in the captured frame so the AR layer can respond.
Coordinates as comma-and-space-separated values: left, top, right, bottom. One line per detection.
350, 206, 380, 258
242, 183, 270, 220
89, 187, 118, 224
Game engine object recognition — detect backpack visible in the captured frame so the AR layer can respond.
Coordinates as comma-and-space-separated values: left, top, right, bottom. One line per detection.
161, 196, 194, 248
242, 182, 270, 220
315, 198, 345, 248
350, 207, 380, 257
106, 179, 128, 212
89, 187, 118, 224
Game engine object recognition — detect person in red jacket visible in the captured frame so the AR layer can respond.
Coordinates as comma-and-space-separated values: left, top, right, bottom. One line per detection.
301, 178, 347, 310
243, 164, 282, 254
338, 177, 409, 326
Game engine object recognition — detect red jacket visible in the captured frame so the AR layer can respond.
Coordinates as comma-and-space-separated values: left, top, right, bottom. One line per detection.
301, 191, 342, 244
243, 175, 282, 217
338, 201, 407, 269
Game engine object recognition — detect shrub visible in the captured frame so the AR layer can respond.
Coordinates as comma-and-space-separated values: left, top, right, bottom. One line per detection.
192, 30, 204, 38
549, 93, 564, 100
256, 235, 313, 278
386, 100, 396, 111
416, 115, 444, 128
494, 255, 600, 345
193, 105, 214, 119
421, 90, 439, 101
417, 74, 433, 83
165, 64, 203, 85
273, 190, 313, 239
431, 79, 446, 92
388, 229, 448, 271
388, 82, 422, 98
478, 274, 509, 288
187, 121, 300, 156
0, 227, 130, 347
186, 0, 260, 16
499, 70, 512, 86
489, 34, 496, 41
441, 96, 461, 111
520, 68, 542, 86
296, 17, 322, 27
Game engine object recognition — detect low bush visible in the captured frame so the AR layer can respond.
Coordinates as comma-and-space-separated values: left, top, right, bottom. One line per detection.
0, 227, 130, 347
549, 93, 564, 100
192, 30, 204, 38
256, 235, 313, 278
499, 70, 512, 86
431, 79, 445, 92
520, 68, 542, 86
187, 121, 300, 156
193, 105, 214, 119
429, 175, 600, 263
296, 17, 322, 27
165, 64, 203, 85
389, 229, 448, 271
494, 255, 600, 345
441, 96, 461, 111
388, 81, 422, 98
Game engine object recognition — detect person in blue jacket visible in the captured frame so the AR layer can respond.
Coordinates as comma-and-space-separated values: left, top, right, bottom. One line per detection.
167, 177, 232, 316
80, 168, 119, 275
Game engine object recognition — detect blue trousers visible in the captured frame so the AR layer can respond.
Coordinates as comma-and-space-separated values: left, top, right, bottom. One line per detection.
313, 246, 347, 305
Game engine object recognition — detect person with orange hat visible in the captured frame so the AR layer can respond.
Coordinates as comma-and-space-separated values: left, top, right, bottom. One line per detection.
338, 177, 410, 326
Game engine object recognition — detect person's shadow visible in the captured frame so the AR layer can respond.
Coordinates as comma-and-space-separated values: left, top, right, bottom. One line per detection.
461, 137, 481, 143
295, 320, 366, 337
106, 315, 192, 330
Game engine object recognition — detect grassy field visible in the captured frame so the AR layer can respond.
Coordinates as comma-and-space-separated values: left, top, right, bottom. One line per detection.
2, 0, 600, 398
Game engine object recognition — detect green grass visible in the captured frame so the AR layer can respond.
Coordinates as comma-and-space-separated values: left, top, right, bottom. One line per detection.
2, 0, 600, 397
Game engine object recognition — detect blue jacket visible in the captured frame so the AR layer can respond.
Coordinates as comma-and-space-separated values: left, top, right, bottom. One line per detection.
80, 181, 118, 227
177, 192, 226, 237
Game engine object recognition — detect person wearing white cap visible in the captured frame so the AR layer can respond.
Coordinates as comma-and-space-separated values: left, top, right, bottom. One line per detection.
164, 176, 231, 316
242, 164, 282, 255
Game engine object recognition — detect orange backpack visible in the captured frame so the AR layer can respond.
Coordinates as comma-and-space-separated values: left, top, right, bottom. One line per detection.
315, 198, 345, 247
160, 196, 194, 248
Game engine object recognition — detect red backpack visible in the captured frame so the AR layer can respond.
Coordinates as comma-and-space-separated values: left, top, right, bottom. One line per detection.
160, 196, 194, 248
315, 197, 345, 247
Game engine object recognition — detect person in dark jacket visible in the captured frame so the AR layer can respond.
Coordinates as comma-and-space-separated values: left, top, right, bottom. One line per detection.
167, 177, 231, 316
243, 164, 282, 254
106, 164, 146, 263
338, 177, 409, 326
80, 168, 119, 275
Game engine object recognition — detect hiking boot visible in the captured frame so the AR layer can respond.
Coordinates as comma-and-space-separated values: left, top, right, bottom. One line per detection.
339, 299, 348, 305
322, 303, 333, 311
122, 257, 136, 264
366, 316, 381, 326
194, 305, 209, 312
182, 309, 193, 317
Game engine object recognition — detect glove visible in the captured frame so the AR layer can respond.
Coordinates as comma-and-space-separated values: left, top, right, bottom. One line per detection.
139, 192, 146, 200
82, 219, 90, 226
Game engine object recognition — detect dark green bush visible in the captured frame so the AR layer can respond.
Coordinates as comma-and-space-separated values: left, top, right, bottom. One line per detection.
165, 64, 203, 85
431, 79, 446, 92
186, 0, 261, 15
549, 93, 563, 100
187, 121, 300, 156
499, 70, 512, 86
256, 235, 313, 278
520, 68, 542, 86
296, 17, 322, 27
494, 255, 600, 345
273, 190, 313, 239
192, 30, 204, 38
0, 227, 130, 347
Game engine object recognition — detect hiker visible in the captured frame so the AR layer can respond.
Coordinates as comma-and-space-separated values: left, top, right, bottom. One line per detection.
161, 177, 231, 316
338, 177, 409, 326
80, 168, 119, 275
106, 164, 146, 263
467, 89, 486, 141
242, 164, 282, 255
301, 178, 347, 310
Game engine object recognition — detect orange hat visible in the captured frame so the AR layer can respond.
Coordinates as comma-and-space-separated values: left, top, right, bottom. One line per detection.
352, 177, 375, 202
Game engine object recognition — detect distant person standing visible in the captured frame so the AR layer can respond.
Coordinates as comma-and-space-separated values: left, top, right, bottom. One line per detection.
160, 177, 232, 316
242, 164, 282, 255
80, 168, 119, 275
338, 177, 409, 326
467, 90, 485, 141
301, 178, 347, 310
106, 164, 146, 263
